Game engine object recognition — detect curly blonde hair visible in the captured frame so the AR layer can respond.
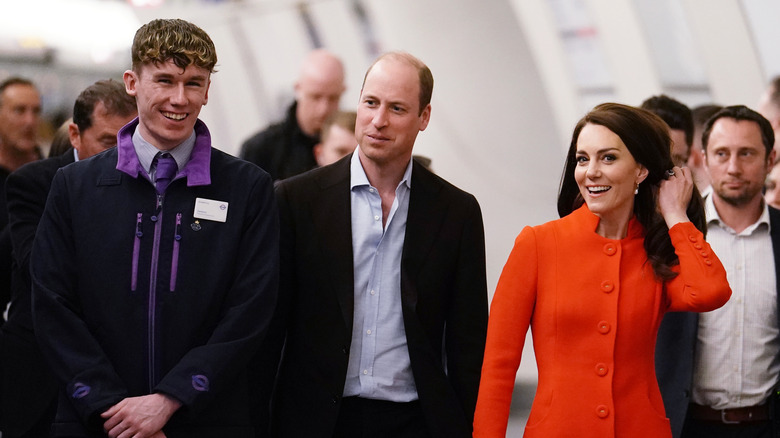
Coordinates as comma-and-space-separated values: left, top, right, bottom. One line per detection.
131, 19, 217, 73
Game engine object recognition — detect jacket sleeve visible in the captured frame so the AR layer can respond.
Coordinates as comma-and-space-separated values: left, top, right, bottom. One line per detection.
445, 194, 488, 426
473, 226, 538, 438
153, 170, 280, 414
31, 170, 128, 427
7, 163, 55, 279
664, 221, 732, 312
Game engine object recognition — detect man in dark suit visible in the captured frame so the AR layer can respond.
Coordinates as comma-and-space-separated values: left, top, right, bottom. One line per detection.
655, 105, 780, 438
0, 79, 137, 437
271, 52, 488, 438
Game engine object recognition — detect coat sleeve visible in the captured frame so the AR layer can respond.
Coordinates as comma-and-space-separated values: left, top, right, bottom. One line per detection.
153, 171, 280, 414
6, 166, 47, 286
31, 169, 128, 428
473, 226, 538, 438
444, 194, 489, 426
663, 221, 731, 312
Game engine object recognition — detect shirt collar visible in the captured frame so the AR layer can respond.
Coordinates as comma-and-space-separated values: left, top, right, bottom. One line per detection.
349, 147, 413, 191
132, 127, 195, 175
705, 193, 771, 234
115, 117, 213, 187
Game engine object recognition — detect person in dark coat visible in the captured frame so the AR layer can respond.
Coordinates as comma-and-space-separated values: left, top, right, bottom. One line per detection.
30, 19, 279, 438
239, 49, 345, 181
1, 78, 137, 438
271, 51, 488, 438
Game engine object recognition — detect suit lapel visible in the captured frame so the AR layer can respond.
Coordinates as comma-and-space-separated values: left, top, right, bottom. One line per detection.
310, 158, 355, 334
768, 206, 780, 328
402, 161, 446, 310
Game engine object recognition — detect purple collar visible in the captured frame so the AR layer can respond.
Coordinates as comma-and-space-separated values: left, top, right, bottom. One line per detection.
116, 117, 212, 187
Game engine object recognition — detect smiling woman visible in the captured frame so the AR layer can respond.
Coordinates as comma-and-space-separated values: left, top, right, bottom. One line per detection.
472, 103, 732, 438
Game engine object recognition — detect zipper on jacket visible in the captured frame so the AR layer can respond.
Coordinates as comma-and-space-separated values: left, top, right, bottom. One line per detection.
132, 213, 143, 292
170, 213, 182, 292
147, 194, 165, 391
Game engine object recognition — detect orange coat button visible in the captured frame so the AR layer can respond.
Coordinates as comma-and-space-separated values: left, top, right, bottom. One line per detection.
705, 260, 712, 265
603, 243, 616, 256
597, 321, 611, 334
596, 405, 610, 418
595, 363, 608, 376
688, 235, 698, 242
694, 243, 703, 249
601, 281, 614, 293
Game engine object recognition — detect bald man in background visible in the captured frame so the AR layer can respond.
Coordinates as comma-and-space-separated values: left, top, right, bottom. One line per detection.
240, 49, 346, 181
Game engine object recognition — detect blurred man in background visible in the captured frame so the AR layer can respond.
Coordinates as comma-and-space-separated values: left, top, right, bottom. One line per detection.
240, 49, 345, 180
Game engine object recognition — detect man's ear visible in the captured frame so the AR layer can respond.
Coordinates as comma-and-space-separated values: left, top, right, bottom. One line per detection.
68, 123, 81, 153
123, 70, 138, 97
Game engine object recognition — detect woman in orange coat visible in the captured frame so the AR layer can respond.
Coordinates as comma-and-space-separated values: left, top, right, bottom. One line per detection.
473, 103, 731, 438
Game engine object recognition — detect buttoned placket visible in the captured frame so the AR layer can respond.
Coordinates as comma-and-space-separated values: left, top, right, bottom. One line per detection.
357, 185, 402, 385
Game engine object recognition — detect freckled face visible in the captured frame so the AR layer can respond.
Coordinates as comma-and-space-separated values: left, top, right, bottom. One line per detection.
574, 123, 648, 224
123, 60, 210, 151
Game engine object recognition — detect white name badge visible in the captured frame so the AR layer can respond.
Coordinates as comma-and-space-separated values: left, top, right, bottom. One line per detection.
193, 197, 229, 223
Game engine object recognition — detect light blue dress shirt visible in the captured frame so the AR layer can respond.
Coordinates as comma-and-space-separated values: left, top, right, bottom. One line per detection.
343, 150, 417, 402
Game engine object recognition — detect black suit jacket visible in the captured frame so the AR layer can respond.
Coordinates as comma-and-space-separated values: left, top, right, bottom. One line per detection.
270, 154, 488, 438
655, 205, 780, 438
1, 148, 74, 436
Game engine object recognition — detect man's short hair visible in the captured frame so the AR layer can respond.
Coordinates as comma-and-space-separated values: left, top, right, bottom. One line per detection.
361, 51, 433, 115
72, 79, 137, 133
0, 76, 36, 107
640, 94, 694, 148
320, 111, 357, 143
702, 105, 775, 155
692, 104, 723, 129
768, 76, 780, 110
131, 19, 217, 73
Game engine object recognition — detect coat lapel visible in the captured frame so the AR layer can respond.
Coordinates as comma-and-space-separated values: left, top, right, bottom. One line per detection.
401, 161, 446, 311
310, 157, 355, 335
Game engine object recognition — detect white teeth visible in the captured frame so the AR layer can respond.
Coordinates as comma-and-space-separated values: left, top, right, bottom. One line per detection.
589, 186, 610, 193
163, 112, 186, 121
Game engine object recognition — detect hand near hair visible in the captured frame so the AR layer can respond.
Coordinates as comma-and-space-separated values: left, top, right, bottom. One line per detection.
657, 166, 694, 229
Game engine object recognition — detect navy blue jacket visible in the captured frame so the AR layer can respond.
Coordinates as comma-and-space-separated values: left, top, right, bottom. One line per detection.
31, 119, 279, 437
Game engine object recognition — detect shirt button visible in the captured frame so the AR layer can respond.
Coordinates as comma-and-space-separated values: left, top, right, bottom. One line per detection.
601, 280, 614, 293
370, 290, 376, 296
374, 215, 380, 221
596, 405, 609, 418
595, 363, 608, 376
363, 370, 368, 375
366, 329, 372, 335
597, 321, 611, 334
150, 215, 158, 222
369, 188, 375, 193
603, 243, 616, 256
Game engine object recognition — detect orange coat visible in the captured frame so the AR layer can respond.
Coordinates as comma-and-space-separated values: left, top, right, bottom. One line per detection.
473, 206, 731, 438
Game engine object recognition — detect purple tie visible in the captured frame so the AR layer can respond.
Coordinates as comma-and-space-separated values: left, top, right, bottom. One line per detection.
155, 153, 178, 194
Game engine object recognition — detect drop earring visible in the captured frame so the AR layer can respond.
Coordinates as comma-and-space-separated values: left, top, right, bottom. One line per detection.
634, 182, 639, 195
